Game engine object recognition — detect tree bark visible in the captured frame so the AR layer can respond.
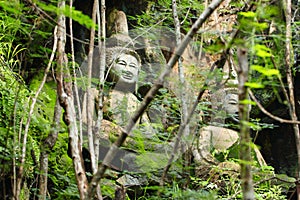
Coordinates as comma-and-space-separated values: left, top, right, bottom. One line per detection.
86, 0, 224, 198
56, 1, 88, 199
94, 0, 106, 168
86, 0, 98, 175
237, 48, 255, 200
283, 0, 300, 197
69, 0, 84, 150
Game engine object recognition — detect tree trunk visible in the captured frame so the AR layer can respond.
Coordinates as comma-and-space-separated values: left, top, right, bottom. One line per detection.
283, 0, 300, 197
237, 48, 255, 200
56, 1, 88, 199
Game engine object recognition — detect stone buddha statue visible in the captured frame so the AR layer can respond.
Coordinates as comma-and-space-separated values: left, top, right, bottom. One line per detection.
192, 87, 241, 176
104, 47, 145, 128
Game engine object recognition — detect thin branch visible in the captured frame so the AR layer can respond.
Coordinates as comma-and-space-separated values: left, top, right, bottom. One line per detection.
180, 4, 191, 25
16, 25, 58, 199
94, 0, 106, 168
161, 0, 190, 188
249, 90, 300, 124
24, 0, 91, 48
94, 0, 105, 199
69, 0, 83, 150
86, 0, 98, 175
160, 65, 215, 187
86, 0, 225, 198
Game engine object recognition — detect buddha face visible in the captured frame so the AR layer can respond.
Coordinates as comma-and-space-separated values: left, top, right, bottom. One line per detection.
222, 93, 239, 122
110, 53, 139, 85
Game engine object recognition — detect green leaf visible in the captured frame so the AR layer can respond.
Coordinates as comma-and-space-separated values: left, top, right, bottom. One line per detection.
254, 44, 272, 58
245, 82, 265, 89
239, 11, 256, 18
239, 99, 256, 106
36, 2, 96, 29
251, 65, 280, 76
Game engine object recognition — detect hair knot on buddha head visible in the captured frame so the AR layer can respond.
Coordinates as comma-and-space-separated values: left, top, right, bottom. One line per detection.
106, 47, 141, 91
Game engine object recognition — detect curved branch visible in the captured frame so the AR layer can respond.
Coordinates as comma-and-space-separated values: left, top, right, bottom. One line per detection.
249, 90, 300, 124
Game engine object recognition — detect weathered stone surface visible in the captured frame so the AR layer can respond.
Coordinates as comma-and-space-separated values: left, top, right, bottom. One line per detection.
192, 126, 239, 167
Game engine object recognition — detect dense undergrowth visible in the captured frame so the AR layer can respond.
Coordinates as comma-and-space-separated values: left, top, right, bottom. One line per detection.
0, 0, 299, 199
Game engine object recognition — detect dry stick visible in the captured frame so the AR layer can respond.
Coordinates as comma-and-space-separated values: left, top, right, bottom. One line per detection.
37, 29, 61, 198
93, 0, 101, 166
87, 0, 98, 175
94, 0, 106, 168
69, 0, 83, 150
237, 48, 255, 200
249, 90, 300, 124
283, 0, 300, 190
93, 0, 105, 199
86, 0, 224, 198
171, 0, 190, 188
25, 0, 91, 48
56, 1, 88, 198
15, 26, 58, 199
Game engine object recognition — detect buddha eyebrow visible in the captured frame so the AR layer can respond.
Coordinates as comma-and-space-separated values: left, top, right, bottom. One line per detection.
116, 59, 126, 64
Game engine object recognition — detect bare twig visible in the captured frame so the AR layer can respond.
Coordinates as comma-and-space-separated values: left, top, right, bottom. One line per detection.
69, 0, 83, 150
86, 0, 225, 198
24, 0, 91, 47
86, 0, 98, 175
94, 0, 106, 168
161, 0, 191, 188
94, 0, 106, 199
159, 66, 216, 187
249, 90, 300, 124
16, 26, 58, 199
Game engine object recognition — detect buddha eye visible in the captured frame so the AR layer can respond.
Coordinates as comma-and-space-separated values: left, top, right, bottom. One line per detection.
228, 99, 238, 105
117, 60, 126, 66
129, 64, 137, 68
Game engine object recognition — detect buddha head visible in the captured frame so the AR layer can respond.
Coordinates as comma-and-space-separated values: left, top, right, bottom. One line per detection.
106, 47, 141, 91
210, 87, 239, 124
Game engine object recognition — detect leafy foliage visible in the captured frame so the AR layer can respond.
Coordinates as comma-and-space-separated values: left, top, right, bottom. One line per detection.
0, 0, 299, 199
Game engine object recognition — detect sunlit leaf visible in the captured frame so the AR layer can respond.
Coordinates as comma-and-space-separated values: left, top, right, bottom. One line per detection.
251, 65, 280, 76
239, 11, 256, 18
239, 99, 256, 106
245, 82, 265, 89
254, 44, 272, 57
36, 2, 96, 29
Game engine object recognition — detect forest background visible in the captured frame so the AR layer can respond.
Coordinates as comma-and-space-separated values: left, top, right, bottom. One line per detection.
0, 0, 299, 199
